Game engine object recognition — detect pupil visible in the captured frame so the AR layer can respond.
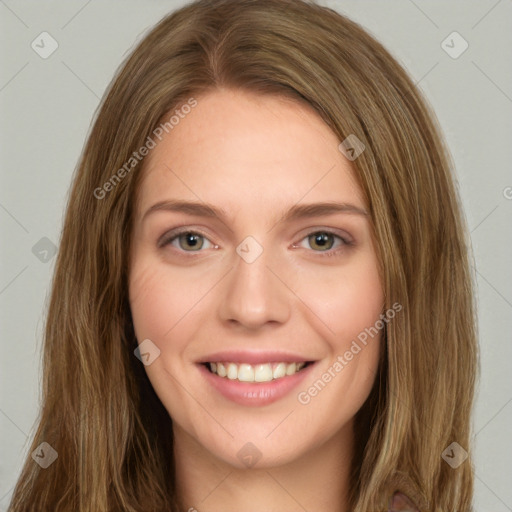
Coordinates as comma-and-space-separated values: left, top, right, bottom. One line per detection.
312, 232, 332, 250
181, 233, 202, 250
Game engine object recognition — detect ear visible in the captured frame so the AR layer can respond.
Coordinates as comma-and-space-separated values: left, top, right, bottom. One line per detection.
388, 491, 419, 512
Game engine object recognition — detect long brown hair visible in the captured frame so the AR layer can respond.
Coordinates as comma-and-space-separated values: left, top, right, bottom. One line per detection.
9, 0, 478, 510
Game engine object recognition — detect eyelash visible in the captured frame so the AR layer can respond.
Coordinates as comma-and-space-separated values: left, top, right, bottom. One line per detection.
158, 228, 354, 258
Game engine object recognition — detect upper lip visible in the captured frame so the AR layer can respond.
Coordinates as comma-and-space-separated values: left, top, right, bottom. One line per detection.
197, 350, 315, 365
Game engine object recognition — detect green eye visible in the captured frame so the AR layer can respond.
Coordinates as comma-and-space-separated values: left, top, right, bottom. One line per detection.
307, 232, 336, 251
296, 230, 353, 257
177, 232, 205, 251
161, 230, 214, 252
160, 228, 352, 257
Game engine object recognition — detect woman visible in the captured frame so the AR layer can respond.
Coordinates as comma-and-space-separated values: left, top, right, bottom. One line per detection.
9, 0, 478, 510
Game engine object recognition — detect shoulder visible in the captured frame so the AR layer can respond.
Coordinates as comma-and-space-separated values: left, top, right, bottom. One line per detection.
388, 491, 420, 512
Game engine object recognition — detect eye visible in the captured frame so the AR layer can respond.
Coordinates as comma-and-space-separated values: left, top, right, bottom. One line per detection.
159, 229, 215, 252
295, 230, 353, 255
159, 228, 353, 256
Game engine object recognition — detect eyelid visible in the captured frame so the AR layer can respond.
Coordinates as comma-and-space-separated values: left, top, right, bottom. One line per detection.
157, 226, 216, 249
295, 226, 354, 245
291, 229, 354, 257
158, 226, 354, 255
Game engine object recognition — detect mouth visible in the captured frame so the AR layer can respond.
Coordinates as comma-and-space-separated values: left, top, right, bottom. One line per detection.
201, 361, 314, 383
198, 358, 317, 407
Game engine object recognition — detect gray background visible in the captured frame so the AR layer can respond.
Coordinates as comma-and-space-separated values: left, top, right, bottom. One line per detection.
1, 1, 511, 510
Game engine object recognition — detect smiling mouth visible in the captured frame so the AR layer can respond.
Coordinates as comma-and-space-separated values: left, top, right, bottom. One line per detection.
202, 361, 314, 383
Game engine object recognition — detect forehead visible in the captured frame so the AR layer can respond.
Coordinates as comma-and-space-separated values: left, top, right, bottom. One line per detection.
134, 88, 365, 218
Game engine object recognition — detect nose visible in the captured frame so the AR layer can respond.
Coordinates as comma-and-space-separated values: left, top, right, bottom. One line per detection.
217, 244, 291, 331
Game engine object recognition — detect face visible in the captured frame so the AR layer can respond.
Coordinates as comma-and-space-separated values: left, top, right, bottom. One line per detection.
128, 88, 384, 469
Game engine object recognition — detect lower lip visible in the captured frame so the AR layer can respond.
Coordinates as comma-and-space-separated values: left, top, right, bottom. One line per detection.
197, 363, 315, 407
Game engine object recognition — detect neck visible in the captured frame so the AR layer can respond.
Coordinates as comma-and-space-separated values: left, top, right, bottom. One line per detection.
173, 420, 354, 512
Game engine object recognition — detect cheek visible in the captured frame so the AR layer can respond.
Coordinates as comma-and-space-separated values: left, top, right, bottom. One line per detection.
128, 256, 222, 435
292, 265, 384, 432
129, 257, 196, 341
129, 262, 174, 343
291, 252, 384, 415
293, 255, 384, 349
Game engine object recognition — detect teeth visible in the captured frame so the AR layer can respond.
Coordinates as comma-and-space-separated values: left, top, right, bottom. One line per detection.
238, 364, 254, 382
217, 362, 227, 377
208, 361, 307, 382
286, 362, 297, 376
273, 362, 286, 379
255, 364, 273, 382
227, 363, 238, 380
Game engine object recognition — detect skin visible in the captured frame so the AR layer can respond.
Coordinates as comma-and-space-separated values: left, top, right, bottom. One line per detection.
128, 88, 384, 512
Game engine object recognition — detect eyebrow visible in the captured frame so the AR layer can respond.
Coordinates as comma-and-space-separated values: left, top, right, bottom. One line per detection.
142, 199, 368, 225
